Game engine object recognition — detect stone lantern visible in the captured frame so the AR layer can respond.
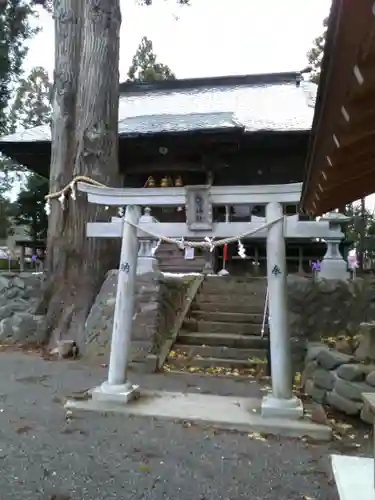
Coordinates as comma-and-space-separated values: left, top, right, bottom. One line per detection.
137, 207, 160, 275
318, 211, 351, 280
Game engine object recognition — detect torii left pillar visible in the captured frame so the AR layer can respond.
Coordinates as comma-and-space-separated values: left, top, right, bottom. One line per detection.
92, 205, 141, 404
261, 201, 303, 419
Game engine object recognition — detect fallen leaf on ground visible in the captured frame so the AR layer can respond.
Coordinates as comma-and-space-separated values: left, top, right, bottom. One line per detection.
139, 464, 151, 471
248, 432, 267, 442
164, 350, 268, 378
15, 425, 32, 434
68, 390, 91, 401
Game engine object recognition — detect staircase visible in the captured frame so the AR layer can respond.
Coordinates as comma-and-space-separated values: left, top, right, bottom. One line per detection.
166, 276, 269, 373
156, 242, 206, 274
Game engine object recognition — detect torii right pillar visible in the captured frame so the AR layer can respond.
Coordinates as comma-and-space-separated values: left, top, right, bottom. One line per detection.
261, 201, 303, 419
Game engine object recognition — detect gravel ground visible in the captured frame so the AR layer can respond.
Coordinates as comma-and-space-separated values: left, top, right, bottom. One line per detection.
0, 352, 340, 500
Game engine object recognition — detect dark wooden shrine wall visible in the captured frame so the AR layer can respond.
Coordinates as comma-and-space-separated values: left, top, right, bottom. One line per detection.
1, 129, 309, 182
120, 133, 308, 188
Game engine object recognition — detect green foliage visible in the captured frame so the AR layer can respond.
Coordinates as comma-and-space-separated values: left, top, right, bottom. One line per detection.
127, 36, 175, 83
307, 16, 328, 84
0, 0, 42, 136
345, 203, 375, 247
10, 65, 52, 128
0, 0, 50, 237
0, 197, 13, 240
1, 61, 51, 242
0, 259, 20, 270
11, 172, 48, 241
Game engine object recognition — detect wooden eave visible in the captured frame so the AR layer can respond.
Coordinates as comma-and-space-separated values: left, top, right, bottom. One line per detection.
301, 0, 375, 215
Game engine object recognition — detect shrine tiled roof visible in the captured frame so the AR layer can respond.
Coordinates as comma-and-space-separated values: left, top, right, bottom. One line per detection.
0, 72, 317, 144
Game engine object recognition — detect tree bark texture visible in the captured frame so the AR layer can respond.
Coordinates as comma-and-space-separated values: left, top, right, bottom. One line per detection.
39, 0, 123, 347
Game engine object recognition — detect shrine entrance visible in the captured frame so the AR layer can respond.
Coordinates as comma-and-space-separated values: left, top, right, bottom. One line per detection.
71, 178, 347, 423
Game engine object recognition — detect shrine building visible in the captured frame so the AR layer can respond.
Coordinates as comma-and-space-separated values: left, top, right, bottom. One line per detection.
0, 71, 345, 274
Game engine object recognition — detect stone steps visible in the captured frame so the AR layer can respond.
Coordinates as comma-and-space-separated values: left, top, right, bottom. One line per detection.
201, 283, 267, 296
177, 332, 268, 349
195, 294, 266, 307
203, 276, 267, 285
183, 319, 267, 335
189, 310, 264, 324
161, 266, 204, 274
192, 302, 264, 314
156, 243, 205, 274
167, 276, 269, 373
167, 356, 267, 371
173, 344, 266, 360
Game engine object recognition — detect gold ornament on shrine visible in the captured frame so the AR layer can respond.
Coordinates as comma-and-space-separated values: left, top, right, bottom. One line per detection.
174, 176, 183, 187
160, 176, 170, 187
175, 176, 184, 212
144, 176, 155, 188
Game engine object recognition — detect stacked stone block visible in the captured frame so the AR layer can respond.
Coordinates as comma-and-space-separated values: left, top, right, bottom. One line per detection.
0, 272, 44, 344
304, 342, 375, 423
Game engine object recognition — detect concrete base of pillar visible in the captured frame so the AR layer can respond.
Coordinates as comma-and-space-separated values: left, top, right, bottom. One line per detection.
137, 257, 159, 275
261, 394, 304, 420
64, 392, 331, 441
91, 381, 140, 404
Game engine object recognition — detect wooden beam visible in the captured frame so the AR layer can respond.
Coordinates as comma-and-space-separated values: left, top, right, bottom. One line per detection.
316, 173, 375, 214
121, 161, 205, 173
345, 71, 375, 108
322, 159, 375, 191
335, 103, 375, 143
330, 130, 375, 166
302, 0, 375, 212
321, 151, 375, 190
335, 127, 375, 152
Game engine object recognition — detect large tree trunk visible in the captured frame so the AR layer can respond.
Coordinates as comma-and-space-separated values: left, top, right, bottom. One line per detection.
38, 0, 122, 347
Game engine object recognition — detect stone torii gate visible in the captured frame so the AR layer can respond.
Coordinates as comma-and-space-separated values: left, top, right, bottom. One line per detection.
76, 181, 347, 421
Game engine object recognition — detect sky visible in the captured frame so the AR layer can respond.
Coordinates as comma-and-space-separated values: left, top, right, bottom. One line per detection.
25, 0, 331, 80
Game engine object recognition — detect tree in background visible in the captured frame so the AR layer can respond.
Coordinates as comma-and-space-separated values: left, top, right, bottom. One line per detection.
0, 0, 40, 136
345, 203, 374, 244
0, 0, 37, 233
0, 1, 50, 240
127, 36, 175, 82
11, 173, 48, 242
10, 66, 52, 128
7, 65, 51, 242
0, 198, 13, 241
306, 16, 328, 84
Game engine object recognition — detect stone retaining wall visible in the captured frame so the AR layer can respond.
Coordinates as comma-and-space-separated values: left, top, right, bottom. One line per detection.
303, 342, 375, 423
1, 271, 375, 375
84, 270, 192, 371
288, 277, 375, 340
0, 272, 44, 344
287, 277, 375, 370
